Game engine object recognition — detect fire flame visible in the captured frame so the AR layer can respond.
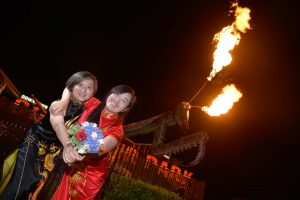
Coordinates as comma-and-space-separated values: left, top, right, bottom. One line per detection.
202, 84, 242, 116
207, 2, 251, 81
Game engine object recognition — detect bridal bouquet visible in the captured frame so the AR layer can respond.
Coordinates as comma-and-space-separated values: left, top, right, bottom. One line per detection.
67, 121, 104, 154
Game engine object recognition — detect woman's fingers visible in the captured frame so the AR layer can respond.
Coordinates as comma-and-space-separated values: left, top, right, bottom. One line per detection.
69, 147, 85, 161
63, 145, 84, 163
63, 150, 71, 163
63, 146, 75, 163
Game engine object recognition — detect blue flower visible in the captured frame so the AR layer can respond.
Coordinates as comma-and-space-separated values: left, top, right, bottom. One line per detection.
67, 121, 104, 154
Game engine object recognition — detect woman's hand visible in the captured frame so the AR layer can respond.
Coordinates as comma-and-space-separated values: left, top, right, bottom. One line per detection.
62, 143, 85, 164
50, 100, 67, 116
50, 87, 72, 116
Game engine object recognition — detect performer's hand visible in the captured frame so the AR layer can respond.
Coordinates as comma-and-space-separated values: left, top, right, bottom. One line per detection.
62, 143, 84, 164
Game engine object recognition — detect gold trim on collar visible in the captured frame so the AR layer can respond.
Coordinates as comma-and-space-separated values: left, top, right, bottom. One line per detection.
65, 115, 81, 129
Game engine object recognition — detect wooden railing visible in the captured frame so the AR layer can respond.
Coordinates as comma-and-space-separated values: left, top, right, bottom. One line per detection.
106, 137, 194, 199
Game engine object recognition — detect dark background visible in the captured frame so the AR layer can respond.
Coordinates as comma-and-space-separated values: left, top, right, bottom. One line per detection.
1, 0, 299, 199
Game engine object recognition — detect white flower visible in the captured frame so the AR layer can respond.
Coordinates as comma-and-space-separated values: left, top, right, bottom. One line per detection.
81, 121, 89, 127
78, 148, 86, 154
91, 131, 98, 139
98, 139, 104, 144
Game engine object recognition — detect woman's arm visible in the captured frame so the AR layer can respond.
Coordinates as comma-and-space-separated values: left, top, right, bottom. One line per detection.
49, 88, 83, 163
98, 136, 119, 156
50, 87, 71, 116
50, 109, 84, 163
98, 125, 124, 156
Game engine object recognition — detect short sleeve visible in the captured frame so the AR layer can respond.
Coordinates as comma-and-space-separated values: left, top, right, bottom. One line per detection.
105, 125, 124, 142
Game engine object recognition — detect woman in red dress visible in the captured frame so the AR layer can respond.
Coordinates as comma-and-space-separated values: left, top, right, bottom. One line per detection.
50, 85, 136, 200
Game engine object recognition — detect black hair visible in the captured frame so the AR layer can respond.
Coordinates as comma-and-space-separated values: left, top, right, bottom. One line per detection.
87, 85, 136, 124
65, 71, 98, 95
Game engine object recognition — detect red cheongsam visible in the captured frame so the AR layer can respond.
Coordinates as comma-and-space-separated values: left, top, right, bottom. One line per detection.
51, 109, 123, 200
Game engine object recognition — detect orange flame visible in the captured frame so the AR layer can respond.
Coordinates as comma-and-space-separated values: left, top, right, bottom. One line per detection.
202, 84, 242, 116
207, 2, 251, 81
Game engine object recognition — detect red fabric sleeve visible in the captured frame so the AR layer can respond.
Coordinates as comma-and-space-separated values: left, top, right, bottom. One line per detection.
78, 97, 101, 124
104, 125, 124, 142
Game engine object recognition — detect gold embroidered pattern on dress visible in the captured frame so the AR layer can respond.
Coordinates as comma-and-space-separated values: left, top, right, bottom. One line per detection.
29, 146, 61, 200
30, 115, 81, 199
70, 172, 84, 183
69, 171, 83, 198
65, 115, 81, 129
38, 141, 47, 156
50, 143, 59, 153
69, 188, 79, 197
69, 165, 88, 198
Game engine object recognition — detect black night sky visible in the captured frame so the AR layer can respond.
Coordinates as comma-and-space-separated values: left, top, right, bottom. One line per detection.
1, 0, 299, 199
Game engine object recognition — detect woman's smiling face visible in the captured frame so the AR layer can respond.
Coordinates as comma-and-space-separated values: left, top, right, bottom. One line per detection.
105, 92, 133, 113
72, 78, 95, 104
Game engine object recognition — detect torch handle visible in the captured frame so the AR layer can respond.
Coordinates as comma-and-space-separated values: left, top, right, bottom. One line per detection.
188, 79, 209, 103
